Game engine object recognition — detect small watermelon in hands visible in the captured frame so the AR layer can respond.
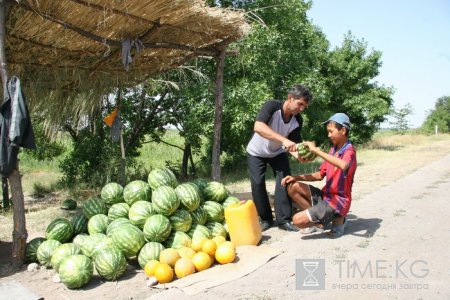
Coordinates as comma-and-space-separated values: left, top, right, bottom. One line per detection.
297, 142, 318, 161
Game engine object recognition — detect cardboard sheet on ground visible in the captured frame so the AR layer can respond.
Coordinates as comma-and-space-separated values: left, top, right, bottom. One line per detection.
0, 280, 42, 300
158, 244, 283, 295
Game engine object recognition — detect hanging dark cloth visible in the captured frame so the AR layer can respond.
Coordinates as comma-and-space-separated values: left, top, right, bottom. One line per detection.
0, 76, 36, 177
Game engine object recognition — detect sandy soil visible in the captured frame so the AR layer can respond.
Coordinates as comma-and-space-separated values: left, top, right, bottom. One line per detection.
1, 136, 449, 300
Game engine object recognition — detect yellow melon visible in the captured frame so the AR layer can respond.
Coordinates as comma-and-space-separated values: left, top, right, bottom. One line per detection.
201, 239, 217, 256
212, 235, 226, 246
191, 236, 207, 252
178, 247, 196, 260
174, 258, 195, 278
144, 259, 160, 277
191, 251, 212, 272
159, 248, 180, 268
215, 243, 236, 264
154, 263, 174, 284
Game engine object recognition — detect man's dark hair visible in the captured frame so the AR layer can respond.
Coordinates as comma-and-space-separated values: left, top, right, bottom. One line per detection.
288, 84, 313, 103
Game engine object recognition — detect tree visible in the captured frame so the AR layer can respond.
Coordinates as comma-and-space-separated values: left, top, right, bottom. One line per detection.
421, 96, 450, 134
389, 103, 413, 133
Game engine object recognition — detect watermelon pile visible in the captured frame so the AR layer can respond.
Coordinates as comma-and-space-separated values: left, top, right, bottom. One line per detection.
26, 167, 237, 289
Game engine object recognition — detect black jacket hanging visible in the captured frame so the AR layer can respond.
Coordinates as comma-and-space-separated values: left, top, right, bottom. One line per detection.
0, 76, 36, 177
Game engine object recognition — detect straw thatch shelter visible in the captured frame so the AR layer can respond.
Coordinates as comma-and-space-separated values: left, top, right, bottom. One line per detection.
4, 0, 249, 102
0, 0, 250, 268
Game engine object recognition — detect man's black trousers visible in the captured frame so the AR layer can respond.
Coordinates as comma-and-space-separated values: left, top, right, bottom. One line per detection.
247, 152, 292, 225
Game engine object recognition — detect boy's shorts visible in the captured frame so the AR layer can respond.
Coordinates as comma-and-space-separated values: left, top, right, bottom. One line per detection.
306, 185, 341, 225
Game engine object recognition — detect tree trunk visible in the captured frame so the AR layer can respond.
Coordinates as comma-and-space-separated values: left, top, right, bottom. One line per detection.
189, 148, 196, 177
181, 142, 191, 179
9, 168, 27, 268
1, 0, 27, 269
211, 49, 226, 181
119, 129, 126, 186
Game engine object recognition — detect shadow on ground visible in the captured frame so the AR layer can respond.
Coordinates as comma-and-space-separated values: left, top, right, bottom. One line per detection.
301, 214, 382, 240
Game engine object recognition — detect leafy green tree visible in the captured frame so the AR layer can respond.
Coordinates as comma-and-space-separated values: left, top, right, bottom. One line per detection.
310, 34, 394, 145
421, 96, 450, 134
22, 114, 65, 161
389, 103, 413, 133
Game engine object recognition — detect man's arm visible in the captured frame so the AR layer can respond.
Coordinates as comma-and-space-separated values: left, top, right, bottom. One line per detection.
254, 121, 297, 152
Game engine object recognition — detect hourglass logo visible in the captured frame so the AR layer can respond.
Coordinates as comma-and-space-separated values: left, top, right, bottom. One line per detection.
296, 259, 325, 290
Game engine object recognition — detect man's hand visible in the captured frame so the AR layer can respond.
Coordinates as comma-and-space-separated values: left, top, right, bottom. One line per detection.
282, 140, 297, 152
281, 175, 297, 186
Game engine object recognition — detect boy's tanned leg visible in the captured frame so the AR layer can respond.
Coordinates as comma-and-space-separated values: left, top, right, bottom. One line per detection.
287, 182, 312, 210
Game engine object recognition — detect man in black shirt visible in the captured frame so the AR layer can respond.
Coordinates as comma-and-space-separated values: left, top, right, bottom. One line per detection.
246, 84, 312, 232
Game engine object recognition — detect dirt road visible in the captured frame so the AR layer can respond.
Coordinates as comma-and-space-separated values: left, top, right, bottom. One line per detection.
151, 153, 450, 299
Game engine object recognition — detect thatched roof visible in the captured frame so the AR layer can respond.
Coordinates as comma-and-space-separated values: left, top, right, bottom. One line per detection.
5, 0, 250, 114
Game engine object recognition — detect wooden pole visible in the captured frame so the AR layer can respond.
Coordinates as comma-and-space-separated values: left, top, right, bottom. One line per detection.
211, 49, 226, 181
0, 0, 9, 210
0, 0, 27, 269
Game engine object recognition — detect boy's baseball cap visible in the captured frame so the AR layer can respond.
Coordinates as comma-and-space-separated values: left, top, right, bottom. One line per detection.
322, 113, 351, 129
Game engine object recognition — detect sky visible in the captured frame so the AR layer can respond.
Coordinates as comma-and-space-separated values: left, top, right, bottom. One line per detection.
307, 0, 450, 128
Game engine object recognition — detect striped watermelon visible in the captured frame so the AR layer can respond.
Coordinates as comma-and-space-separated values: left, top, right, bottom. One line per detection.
205, 222, 227, 238
190, 206, 208, 225
123, 180, 151, 206
110, 224, 146, 258
60, 199, 77, 210
222, 196, 241, 208
203, 181, 229, 202
175, 183, 201, 212
107, 202, 130, 221
87, 214, 110, 235
37, 239, 62, 267
147, 167, 178, 190
80, 233, 114, 258
128, 201, 155, 228
94, 247, 127, 281
72, 234, 88, 249
163, 231, 192, 249
71, 214, 88, 236
152, 186, 180, 216
169, 209, 192, 232
137, 242, 165, 269
143, 214, 172, 242
50, 243, 81, 272
187, 224, 211, 240
101, 182, 124, 205
106, 218, 132, 236
25, 237, 46, 263
83, 198, 107, 219
203, 201, 225, 222
191, 178, 208, 202
58, 255, 93, 289
45, 218, 73, 243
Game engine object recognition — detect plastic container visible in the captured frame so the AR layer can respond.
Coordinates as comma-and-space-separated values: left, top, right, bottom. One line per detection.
224, 200, 262, 246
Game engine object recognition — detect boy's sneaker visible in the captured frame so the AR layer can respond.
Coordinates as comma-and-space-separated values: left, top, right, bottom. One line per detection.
329, 218, 346, 237
300, 225, 324, 235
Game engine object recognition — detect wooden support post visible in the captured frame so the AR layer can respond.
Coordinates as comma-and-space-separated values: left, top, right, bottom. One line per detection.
0, 0, 27, 269
211, 49, 226, 181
